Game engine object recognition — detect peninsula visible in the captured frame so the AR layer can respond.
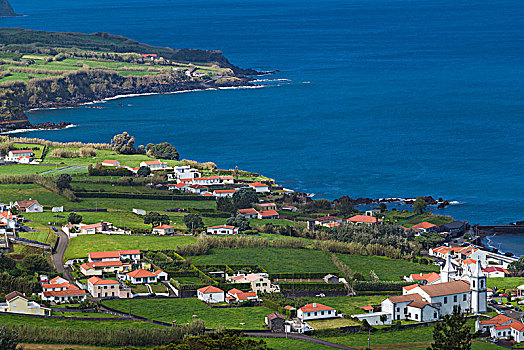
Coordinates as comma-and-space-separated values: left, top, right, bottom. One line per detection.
0, 28, 259, 132
0, 0, 18, 17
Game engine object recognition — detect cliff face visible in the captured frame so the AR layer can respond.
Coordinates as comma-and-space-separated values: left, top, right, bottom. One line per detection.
0, 0, 18, 17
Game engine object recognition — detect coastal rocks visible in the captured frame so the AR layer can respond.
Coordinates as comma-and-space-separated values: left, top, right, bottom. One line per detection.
0, 0, 18, 17
32, 121, 71, 130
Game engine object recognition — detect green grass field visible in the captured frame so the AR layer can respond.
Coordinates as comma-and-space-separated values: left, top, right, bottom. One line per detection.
251, 338, 332, 349
0, 313, 162, 330
188, 247, 338, 273
487, 277, 524, 290
0, 184, 70, 206
335, 254, 439, 281
65, 234, 197, 260
103, 298, 270, 329
0, 165, 66, 175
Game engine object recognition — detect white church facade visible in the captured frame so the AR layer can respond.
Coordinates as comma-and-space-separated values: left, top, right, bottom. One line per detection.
352, 255, 488, 325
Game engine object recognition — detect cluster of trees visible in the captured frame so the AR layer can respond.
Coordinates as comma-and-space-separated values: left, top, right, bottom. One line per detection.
110, 132, 141, 155
216, 189, 259, 214
68, 212, 82, 224
144, 212, 170, 228
183, 214, 204, 232
226, 215, 251, 232
509, 257, 524, 276
88, 164, 133, 177
55, 173, 72, 190
146, 142, 179, 160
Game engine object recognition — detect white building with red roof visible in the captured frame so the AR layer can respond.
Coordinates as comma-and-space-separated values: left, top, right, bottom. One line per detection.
257, 210, 279, 219
101, 159, 120, 167
237, 208, 259, 219
406, 272, 441, 285
207, 225, 239, 235
248, 182, 270, 193
314, 216, 343, 226
409, 221, 439, 233
152, 224, 174, 235
88, 249, 140, 263
477, 314, 524, 343
124, 269, 166, 284
140, 160, 168, 170
482, 266, 509, 278
197, 286, 224, 303
298, 303, 337, 321
0, 291, 51, 316
80, 260, 128, 276
347, 215, 383, 225
14, 200, 43, 213
7, 150, 34, 161
40, 278, 87, 303
213, 189, 237, 198
226, 288, 258, 303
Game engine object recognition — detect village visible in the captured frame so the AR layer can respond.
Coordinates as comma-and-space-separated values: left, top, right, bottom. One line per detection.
0, 135, 523, 349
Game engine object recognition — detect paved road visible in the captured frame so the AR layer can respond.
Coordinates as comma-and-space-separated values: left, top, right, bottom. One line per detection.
51, 228, 73, 282
242, 331, 356, 349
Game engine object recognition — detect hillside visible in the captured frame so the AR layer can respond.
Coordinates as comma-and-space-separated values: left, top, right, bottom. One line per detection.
0, 0, 17, 17
0, 28, 259, 131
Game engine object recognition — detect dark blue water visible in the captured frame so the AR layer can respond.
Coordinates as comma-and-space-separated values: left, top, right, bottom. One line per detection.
1, 0, 523, 227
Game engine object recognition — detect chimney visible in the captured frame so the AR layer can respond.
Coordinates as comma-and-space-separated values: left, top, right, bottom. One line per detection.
313, 303, 317, 308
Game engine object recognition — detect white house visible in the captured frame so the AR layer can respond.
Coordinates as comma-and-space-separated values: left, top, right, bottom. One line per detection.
249, 182, 270, 193
347, 215, 383, 225
297, 303, 337, 321
314, 216, 343, 226
226, 288, 258, 303
14, 200, 43, 213
125, 269, 158, 284
40, 278, 87, 303
483, 266, 509, 278
207, 225, 239, 235
197, 286, 224, 303
102, 159, 120, 167
213, 189, 237, 198
168, 166, 201, 181
477, 314, 524, 343
258, 210, 279, 219
237, 208, 259, 219
140, 160, 168, 170
0, 291, 51, 316
188, 184, 209, 194
87, 277, 120, 298
7, 150, 34, 161
133, 208, 146, 216
152, 224, 174, 235
351, 312, 392, 325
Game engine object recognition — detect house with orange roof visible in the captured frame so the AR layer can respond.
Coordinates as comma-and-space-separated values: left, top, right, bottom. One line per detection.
257, 203, 277, 211
248, 182, 270, 193
207, 225, 239, 235
226, 288, 259, 303
7, 150, 34, 161
87, 277, 128, 298
139, 160, 168, 171
14, 199, 43, 213
477, 314, 524, 343
313, 216, 343, 226
197, 286, 224, 303
40, 277, 87, 303
88, 249, 140, 263
297, 303, 337, 321
483, 266, 509, 278
409, 221, 439, 233
406, 272, 441, 285
152, 224, 174, 235
257, 210, 279, 219
347, 215, 383, 225
237, 208, 259, 219
125, 269, 163, 284
79, 260, 128, 276
187, 184, 209, 194
101, 159, 120, 167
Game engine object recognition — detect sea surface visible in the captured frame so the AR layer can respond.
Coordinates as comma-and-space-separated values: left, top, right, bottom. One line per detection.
1, 0, 523, 228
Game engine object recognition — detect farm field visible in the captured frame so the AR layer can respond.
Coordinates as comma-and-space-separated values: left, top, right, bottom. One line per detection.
335, 254, 439, 281
64, 234, 196, 261
0, 313, 162, 330
0, 184, 69, 206
103, 298, 270, 330
251, 338, 332, 349
0, 164, 61, 175
188, 247, 339, 274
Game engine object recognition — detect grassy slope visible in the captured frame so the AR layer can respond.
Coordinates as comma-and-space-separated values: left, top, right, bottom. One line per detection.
188, 247, 338, 274
0, 313, 162, 330
65, 234, 196, 260
103, 298, 269, 330
487, 277, 524, 290
335, 254, 439, 281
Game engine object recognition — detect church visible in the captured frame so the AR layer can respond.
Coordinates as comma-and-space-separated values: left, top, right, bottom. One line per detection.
352, 255, 488, 325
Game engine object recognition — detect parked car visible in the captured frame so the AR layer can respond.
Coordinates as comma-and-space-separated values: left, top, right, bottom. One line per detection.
505, 303, 513, 308
515, 307, 522, 312
316, 293, 326, 298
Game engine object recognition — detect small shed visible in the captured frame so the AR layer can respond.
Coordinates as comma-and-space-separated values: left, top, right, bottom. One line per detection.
324, 274, 339, 284
266, 312, 286, 332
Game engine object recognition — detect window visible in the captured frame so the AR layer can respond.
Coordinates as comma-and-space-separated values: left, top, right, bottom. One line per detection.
463, 294, 467, 301
473, 280, 475, 288
481, 280, 484, 288
321, 311, 324, 315
314, 312, 317, 316
433, 312, 437, 318
396, 307, 400, 312
454, 295, 457, 303
444, 297, 448, 304
415, 314, 418, 319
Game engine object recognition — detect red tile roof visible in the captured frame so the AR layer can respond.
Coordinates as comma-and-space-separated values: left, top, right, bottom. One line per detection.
483, 266, 509, 274
198, 286, 224, 294
153, 224, 173, 229
10, 150, 33, 154
462, 258, 477, 264
418, 280, 470, 297
89, 251, 121, 259
409, 272, 440, 284
238, 208, 259, 215
208, 225, 236, 230
43, 290, 86, 297
300, 303, 335, 313
259, 210, 279, 217
6, 291, 26, 301
410, 222, 438, 229
403, 284, 420, 291
359, 305, 373, 311
249, 182, 268, 187
347, 215, 382, 224
315, 216, 341, 222
142, 160, 166, 165
127, 269, 156, 278
214, 189, 237, 194
88, 277, 119, 285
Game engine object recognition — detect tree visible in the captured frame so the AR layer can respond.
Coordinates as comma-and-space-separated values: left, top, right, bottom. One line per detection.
21, 254, 51, 273
379, 314, 388, 325
0, 326, 22, 350
55, 173, 72, 190
413, 196, 428, 214
226, 215, 251, 232
110, 132, 137, 154
217, 197, 235, 213
183, 214, 204, 232
427, 306, 472, 350
336, 197, 354, 217
68, 212, 82, 224
232, 188, 258, 210
233, 166, 239, 179
509, 257, 524, 276
379, 203, 387, 212
144, 212, 170, 227
137, 166, 151, 177
146, 142, 179, 160
0, 254, 16, 271
306, 199, 331, 212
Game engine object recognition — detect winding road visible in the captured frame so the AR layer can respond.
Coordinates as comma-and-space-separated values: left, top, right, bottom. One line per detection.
51, 228, 73, 282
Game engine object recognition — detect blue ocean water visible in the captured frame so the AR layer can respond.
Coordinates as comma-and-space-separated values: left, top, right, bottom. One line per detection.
1, 0, 523, 226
